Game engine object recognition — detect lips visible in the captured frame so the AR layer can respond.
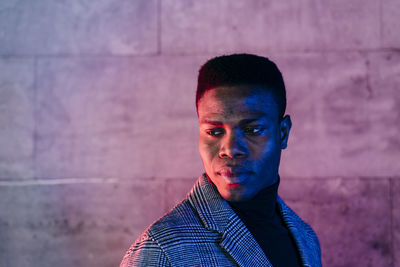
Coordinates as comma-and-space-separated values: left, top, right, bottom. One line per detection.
218, 170, 247, 177
227, 182, 242, 188
216, 169, 252, 183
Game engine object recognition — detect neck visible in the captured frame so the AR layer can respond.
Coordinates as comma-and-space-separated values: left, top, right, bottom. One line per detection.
228, 176, 280, 219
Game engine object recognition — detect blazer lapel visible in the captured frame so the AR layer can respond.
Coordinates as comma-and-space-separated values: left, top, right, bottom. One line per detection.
277, 196, 321, 267
219, 213, 272, 267
189, 174, 272, 267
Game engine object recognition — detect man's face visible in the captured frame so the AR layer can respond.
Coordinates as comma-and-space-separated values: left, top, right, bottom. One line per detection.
198, 85, 291, 202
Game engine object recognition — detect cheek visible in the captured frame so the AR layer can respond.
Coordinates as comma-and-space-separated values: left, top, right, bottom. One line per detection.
250, 135, 281, 160
199, 137, 220, 163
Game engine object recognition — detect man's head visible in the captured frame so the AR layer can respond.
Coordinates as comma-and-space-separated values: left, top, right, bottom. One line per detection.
196, 54, 286, 118
196, 54, 291, 202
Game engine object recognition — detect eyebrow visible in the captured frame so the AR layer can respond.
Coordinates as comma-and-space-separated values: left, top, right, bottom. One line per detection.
200, 116, 270, 125
240, 117, 266, 124
199, 119, 223, 125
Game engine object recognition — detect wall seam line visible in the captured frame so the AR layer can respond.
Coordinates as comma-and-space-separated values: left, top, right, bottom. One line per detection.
390, 177, 395, 266
379, 0, 383, 48
157, 0, 162, 55
32, 56, 38, 180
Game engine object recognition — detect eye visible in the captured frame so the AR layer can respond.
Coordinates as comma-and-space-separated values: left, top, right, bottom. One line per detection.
243, 126, 264, 136
206, 128, 224, 137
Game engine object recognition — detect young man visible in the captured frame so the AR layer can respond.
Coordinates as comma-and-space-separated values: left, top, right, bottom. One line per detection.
120, 54, 322, 267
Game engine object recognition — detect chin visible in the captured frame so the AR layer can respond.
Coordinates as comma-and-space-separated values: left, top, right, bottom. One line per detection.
222, 191, 248, 202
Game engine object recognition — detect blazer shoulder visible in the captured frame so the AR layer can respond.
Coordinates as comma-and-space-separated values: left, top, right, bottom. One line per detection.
137, 197, 205, 243
120, 231, 172, 267
147, 198, 206, 241
120, 199, 198, 267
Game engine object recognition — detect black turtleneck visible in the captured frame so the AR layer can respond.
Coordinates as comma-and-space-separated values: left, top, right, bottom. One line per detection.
228, 177, 302, 267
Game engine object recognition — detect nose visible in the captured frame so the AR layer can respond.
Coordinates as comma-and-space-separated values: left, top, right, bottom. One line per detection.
219, 130, 248, 159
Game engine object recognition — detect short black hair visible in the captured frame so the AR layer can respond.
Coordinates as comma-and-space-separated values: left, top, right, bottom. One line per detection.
196, 53, 286, 119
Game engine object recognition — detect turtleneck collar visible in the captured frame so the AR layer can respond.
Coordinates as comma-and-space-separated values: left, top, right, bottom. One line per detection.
228, 176, 280, 220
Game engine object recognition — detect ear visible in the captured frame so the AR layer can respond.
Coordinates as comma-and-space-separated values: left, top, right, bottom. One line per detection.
279, 115, 292, 149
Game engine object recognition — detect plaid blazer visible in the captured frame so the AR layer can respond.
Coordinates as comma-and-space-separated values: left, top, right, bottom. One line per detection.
120, 174, 322, 267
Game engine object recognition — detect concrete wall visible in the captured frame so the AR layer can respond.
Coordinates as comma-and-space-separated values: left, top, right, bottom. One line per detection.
0, 1, 399, 266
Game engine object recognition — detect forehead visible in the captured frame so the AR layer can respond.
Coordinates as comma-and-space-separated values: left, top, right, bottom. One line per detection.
198, 85, 279, 122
